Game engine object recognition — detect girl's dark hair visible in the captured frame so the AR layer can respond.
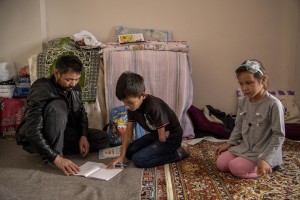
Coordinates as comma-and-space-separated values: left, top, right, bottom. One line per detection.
235, 59, 266, 80
55, 55, 83, 74
116, 71, 145, 100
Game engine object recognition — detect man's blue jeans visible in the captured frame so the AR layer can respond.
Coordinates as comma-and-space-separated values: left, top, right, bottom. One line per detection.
126, 133, 182, 168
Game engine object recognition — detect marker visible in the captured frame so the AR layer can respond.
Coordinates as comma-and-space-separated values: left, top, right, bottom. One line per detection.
115, 163, 127, 167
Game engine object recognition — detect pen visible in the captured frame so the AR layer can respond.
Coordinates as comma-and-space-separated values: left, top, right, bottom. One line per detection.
115, 163, 127, 167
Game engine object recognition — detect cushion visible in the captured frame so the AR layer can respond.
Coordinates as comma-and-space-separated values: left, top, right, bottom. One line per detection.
203, 106, 223, 124
285, 123, 300, 140
237, 89, 300, 124
115, 26, 172, 43
269, 90, 300, 123
188, 105, 230, 139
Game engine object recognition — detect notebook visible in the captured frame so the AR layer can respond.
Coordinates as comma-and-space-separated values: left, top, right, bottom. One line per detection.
75, 161, 123, 181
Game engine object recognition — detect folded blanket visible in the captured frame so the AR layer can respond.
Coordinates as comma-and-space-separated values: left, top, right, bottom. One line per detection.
100, 41, 190, 54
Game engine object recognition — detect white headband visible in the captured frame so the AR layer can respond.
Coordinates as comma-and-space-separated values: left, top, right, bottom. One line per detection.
240, 60, 264, 75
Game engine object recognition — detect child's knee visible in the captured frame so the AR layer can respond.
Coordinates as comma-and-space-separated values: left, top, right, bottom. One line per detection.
228, 162, 243, 177
125, 147, 135, 160
132, 153, 146, 168
44, 100, 68, 119
216, 157, 229, 172
228, 161, 254, 178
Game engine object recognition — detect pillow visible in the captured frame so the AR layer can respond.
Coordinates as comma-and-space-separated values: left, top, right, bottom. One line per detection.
236, 89, 300, 124
203, 106, 223, 124
269, 90, 300, 123
188, 105, 230, 139
285, 123, 300, 140
115, 26, 172, 43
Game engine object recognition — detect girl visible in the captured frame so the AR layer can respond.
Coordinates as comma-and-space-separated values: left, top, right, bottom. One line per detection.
215, 59, 285, 178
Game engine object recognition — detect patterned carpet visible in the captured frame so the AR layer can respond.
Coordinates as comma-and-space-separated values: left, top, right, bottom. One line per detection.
141, 139, 300, 200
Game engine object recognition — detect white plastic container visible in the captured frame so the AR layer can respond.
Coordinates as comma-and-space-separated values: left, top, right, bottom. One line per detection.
0, 62, 16, 82
0, 85, 15, 98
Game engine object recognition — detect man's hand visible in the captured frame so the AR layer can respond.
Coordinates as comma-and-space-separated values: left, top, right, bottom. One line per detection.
257, 159, 272, 176
79, 136, 90, 158
53, 155, 80, 176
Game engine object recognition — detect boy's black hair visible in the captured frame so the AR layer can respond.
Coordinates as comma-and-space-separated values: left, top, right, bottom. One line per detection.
116, 71, 145, 100
55, 55, 83, 74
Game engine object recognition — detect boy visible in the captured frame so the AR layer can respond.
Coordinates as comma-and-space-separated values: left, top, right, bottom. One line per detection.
107, 71, 189, 168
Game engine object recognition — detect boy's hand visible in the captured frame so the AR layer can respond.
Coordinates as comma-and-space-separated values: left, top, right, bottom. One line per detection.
158, 127, 167, 142
159, 134, 166, 142
107, 156, 125, 169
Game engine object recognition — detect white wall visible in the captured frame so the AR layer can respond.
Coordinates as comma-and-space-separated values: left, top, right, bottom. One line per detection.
1, 0, 299, 114
0, 0, 42, 68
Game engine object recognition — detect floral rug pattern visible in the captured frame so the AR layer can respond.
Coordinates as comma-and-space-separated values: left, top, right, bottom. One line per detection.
141, 139, 300, 200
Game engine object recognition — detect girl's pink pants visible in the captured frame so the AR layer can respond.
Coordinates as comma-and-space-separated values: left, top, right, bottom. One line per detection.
216, 151, 259, 178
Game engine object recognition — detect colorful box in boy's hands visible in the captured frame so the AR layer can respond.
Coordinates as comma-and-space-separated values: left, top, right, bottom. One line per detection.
118, 33, 145, 44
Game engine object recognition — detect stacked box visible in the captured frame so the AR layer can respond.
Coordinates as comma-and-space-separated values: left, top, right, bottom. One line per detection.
13, 77, 31, 98
0, 79, 15, 98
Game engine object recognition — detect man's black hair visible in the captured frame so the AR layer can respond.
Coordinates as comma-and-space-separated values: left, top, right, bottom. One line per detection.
55, 55, 83, 74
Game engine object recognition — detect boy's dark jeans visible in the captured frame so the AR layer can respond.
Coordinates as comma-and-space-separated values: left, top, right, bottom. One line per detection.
126, 133, 182, 168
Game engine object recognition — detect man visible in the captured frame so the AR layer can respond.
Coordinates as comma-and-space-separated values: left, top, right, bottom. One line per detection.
16, 55, 108, 175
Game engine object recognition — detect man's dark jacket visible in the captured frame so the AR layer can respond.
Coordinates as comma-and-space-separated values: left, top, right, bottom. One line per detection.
16, 75, 88, 162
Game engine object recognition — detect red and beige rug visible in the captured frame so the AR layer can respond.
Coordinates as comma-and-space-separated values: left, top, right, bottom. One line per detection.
141, 139, 300, 200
